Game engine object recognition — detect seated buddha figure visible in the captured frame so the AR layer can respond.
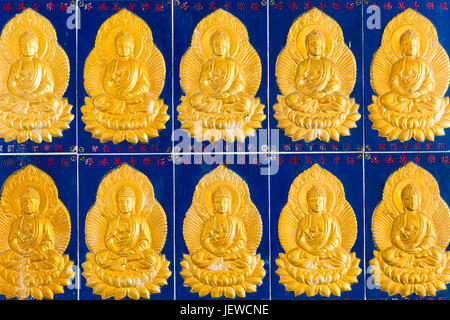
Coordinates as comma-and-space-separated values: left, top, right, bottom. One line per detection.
286, 185, 350, 270
380, 29, 443, 114
94, 186, 158, 272
285, 30, 348, 114
92, 31, 155, 115
0, 188, 62, 271
191, 186, 253, 271
381, 183, 444, 269
189, 30, 251, 114
0, 31, 60, 114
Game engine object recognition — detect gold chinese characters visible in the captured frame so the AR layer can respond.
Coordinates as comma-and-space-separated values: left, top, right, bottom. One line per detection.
370, 162, 450, 297
0, 165, 74, 300
276, 164, 361, 297
177, 9, 265, 143
180, 165, 265, 298
82, 9, 169, 144
369, 9, 450, 142
82, 164, 171, 300
0, 9, 74, 143
274, 8, 360, 143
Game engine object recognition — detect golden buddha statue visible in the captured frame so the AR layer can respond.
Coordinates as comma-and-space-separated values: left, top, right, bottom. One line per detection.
274, 8, 360, 142
0, 9, 73, 143
191, 186, 253, 271
82, 9, 169, 144
92, 31, 156, 115
180, 165, 265, 299
370, 162, 450, 297
286, 186, 350, 270
276, 164, 361, 297
178, 9, 265, 143
189, 30, 251, 114
83, 164, 171, 300
369, 9, 450, 142
285, 30, 347, 114
0, 165, 74, 300
93, 186, 158, 272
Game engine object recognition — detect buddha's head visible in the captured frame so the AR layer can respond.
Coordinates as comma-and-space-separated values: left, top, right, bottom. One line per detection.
19, 31, 38, 57
306, 185, 326, 214
210, 30, 230, 58
400, 29, 419, 57
401, 183, 420, 212
20, 187, 40, 215
305, 30, 325, 58
212, 186, 232, 215
115, 31, 135, 58
116, 185, 135, 214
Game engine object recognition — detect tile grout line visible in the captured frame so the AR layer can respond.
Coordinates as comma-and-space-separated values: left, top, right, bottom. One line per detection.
267, 2, 271, 301
171, 0, 176, 301
76, 0, 80, 301
361, 3, 367, 301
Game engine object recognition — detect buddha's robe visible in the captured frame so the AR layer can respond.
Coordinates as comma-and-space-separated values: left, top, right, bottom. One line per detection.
381, 211, 444, 268
190, 57, 251, 113
287, 212, 350, 270
95, 214, 158, 272
0, 57, 60, 114
191, 213, 252, 271
285, 57, 348, 113
93, 58, 155, 115
380, 57, 443, 113
0, 214, 62, 271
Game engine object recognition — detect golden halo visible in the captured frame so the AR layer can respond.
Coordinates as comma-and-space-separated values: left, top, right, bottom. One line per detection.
296, 25, 334, 58
203, 183, 240, 216
11, 184, 49, 216
392, 179, 430, 214
103, 26, 144, 60
105, 182, 144, 214
200, 25, 239, 59
296, 181, 335, 215
390, 24, 428, 58
11, 26, 47, 59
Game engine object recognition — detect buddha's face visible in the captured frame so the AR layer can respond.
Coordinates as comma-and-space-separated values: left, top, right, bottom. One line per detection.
213, 196, 231, 215
211, 38, 230, 57
402, 193, 419, 212
115, 39, 134, 58
401, 38, 419, 57
117, 195, 134, 214
307, 38, 324, 57
307, 195, 325, 213
20, 38, 38, 57
20, 194, 40, 215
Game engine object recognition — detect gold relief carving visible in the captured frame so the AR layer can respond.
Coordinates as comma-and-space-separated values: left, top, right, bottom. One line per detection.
369, 9, 450, 142
275, 164, 361, 297
82, 164, 171, 300
370, 162, 450, 297
274, 8, 360, 142
82, 9, 169, 144
180, 165, 265, 298
0, 9, 74, 143
177, 9, 265, 143
0, 165, 74, 299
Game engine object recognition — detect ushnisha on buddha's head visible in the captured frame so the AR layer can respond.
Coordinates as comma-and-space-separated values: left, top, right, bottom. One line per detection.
401, 183, 420, 212
115, 30, 135, 58
210, 29, 230, 58
116, 185, 136, 214
212, 186, 232, 215
305, 30, 325, 58
306, 185, 326, 214
400, 29, 419, 57
19, 31, 38, 58
20, 187, 40, 215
